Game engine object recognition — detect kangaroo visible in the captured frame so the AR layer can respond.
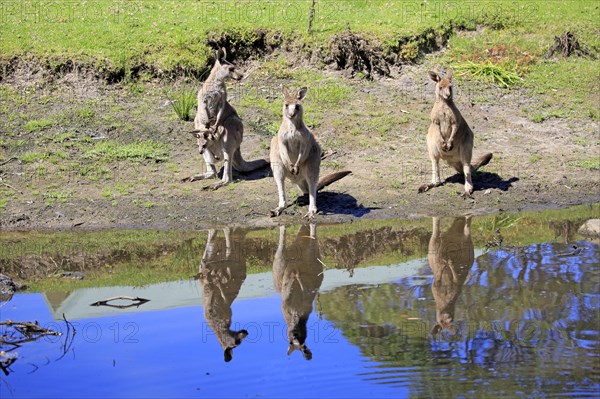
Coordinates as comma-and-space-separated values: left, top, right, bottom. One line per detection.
186, 48, 268, 189
194, 47, 236, 155
428, 217, 474, 335
270, 87, 351, 218
197, 228, 248, 362
272, 224, 324, 360
418, 70, 493, 196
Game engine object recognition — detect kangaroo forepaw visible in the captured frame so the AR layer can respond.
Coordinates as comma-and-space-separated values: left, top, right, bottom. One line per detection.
270, 207, 284, 217
183, 171, 217, 183
290, 165, 299, 175
418, 184, 430, 193
303, 210, 317, 219
418, 182, 441, 193
204, 181, 227, 191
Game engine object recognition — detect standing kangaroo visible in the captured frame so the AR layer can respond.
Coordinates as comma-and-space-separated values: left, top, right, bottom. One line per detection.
419, 70, 493, 196
186, 48, 268, 189
270, 87, 351, 218
272, 224, 324, 360
428, 217, 474, 335
197, 228, 248, 362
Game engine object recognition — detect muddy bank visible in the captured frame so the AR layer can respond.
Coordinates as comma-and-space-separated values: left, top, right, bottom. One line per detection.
1, 149, 598, 231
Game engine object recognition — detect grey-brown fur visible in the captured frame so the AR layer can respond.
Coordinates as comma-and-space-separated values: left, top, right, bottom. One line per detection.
188, 48, 267, 189
197, 228, 248, 362
419, 70, 492, 196
272, 224, 323, 360
270, 87, 350, 218
428, 217, 474, 335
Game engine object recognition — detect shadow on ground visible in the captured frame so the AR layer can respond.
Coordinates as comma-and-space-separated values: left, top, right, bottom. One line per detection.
445, 171, 519, 192
295, 191, 378, 217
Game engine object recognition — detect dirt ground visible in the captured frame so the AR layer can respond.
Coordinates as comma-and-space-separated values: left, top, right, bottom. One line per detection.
0, 57, 598, 230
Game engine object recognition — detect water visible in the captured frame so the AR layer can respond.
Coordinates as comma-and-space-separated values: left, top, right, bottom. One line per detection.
1, 206, 599, 398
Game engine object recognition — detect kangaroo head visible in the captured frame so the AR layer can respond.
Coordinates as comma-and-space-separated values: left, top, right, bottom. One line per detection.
215, 47, 243, 81
223, 329, 248, 362
432, 311, 455, 336
282, 87, 308, 120
429, 70, 453, 101
285, 315, 312, 360
287, 334, 313, 360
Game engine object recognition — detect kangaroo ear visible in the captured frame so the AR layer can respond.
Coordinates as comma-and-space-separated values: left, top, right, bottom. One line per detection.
218, 47, 227, 62
446, 323, 455, 334
446, 69, 454, 80
300, 345, 313, 361
297, 87, 308, 101
282, 86, 291, 98
287, 344, 296, 356
224, 347, 233, 362
428, 71, 440, 82
235, 330, 249, 345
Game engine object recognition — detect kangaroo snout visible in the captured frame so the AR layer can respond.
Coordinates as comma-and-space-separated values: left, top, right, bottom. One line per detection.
286, 104, 298, 117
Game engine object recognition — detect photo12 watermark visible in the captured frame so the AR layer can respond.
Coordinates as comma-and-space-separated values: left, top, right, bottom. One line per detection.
0, 1, 143, 24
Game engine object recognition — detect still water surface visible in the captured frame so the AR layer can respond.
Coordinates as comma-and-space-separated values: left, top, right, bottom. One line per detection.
1, 207, 599, 398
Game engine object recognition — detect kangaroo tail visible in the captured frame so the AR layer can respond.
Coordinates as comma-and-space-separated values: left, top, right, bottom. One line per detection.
472, 153, 493, 172
232, 148, 269, 173
317, 171, 352, 191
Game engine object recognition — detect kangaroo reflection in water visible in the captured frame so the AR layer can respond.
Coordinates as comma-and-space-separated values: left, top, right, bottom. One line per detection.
273, 224, 324, 360
429, 217, 474, 335
197, 228, 248, 362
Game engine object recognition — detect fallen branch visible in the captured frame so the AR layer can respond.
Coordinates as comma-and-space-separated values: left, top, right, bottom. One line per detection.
56, 313, 76, 361
0, 320, 62, 348
321, 149, 337, 160
90, 296, 150, 309
0, 180, 22, 194
0, 157, 17, 167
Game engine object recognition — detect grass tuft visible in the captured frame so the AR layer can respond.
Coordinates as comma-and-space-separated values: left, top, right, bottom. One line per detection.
573, 157, 600, 171
455, 61, 522, 88
24, 119, 55, 133
84, 140, 170, 162
169, 86, 198, 122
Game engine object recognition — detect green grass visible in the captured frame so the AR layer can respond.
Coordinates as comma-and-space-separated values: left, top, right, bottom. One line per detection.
19, 151, 48, 163
0, 188, 14, 209
444, 2, 598, 117
43, 189, 73, 206
24, 118, 55, 132
83, 140, 170, 162
573, 157, 600, 171
5, 0, 592, 79
51, 130, 78, 144
132, 199, 157, 208
0, 1, 596, 121
76, 107, 95, 121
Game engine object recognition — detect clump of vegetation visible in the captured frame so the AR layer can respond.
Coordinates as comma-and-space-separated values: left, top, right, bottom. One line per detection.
530, 109, 570, 123
545, 31, 593, 59
24, 119, 55, 133
454, 61, 522, 88
43, 189, 73, 206
83, 140, 170, 162
169, 87, 197, 121
573, 157, 600, 171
